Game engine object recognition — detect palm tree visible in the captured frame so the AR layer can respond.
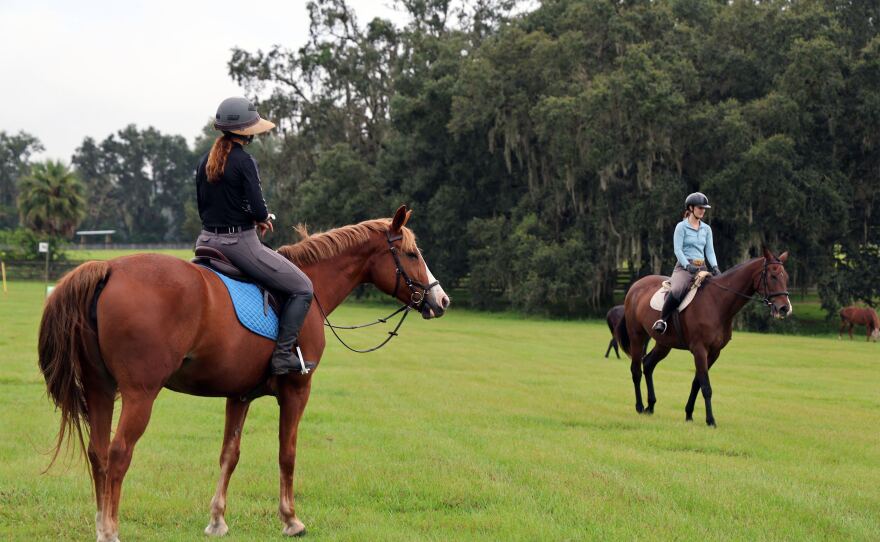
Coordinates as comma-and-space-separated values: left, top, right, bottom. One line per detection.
17, 160, 86, 237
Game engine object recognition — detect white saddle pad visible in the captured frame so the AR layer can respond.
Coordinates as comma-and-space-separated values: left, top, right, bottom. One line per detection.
649, 271, 712, 312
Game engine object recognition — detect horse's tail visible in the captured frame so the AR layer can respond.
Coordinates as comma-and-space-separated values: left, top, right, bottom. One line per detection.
615, 315, 630, 356
38, 260, 110, 472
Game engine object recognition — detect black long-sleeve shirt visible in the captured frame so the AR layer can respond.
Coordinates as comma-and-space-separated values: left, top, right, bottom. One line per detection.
195, 144, 269, 227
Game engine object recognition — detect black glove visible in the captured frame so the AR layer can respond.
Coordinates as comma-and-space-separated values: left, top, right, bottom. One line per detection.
686, 264, 699, 274
712, 266, 721, 276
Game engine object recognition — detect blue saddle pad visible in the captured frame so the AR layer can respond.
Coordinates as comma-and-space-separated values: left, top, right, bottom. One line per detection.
204, 267, 278, 340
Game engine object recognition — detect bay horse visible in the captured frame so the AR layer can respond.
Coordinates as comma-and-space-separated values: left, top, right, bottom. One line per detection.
605, 305, 624, 358
615, 248, 792, 426
38, 206, 450, 542
839, 306, 880, 341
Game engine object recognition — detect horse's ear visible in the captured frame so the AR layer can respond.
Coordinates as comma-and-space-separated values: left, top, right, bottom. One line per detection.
762, 246, 774, 261
778, 251, 789, 263
391, 205, 409, 231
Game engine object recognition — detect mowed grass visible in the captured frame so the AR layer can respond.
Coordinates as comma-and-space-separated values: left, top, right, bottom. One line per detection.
1, 280, 878, 541
66, 248, 194, 261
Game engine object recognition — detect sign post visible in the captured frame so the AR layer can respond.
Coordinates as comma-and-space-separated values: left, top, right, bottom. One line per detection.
39, 242, 49, 297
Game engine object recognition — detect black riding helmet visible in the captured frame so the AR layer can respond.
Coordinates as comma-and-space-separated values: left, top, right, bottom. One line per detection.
685, 192, 711, 209
214, 97, 275, 136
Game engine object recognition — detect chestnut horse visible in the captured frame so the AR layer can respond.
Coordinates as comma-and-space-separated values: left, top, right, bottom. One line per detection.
615, 248, 791, 426
839, 306, 880, 342
38, 206, 450, 542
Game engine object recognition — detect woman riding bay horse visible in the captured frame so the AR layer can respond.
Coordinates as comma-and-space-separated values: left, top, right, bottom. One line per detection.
617, 193, 793, 426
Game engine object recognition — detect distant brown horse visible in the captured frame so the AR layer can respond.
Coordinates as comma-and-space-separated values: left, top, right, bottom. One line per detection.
839, 306, 880, 342
38, 206, 450, 542
615, 248, 791, 426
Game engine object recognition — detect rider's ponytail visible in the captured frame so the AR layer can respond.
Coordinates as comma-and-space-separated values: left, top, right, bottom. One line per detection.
206, 134, 234, 183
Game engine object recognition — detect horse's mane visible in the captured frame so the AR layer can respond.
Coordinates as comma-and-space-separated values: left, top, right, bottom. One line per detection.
277, 218, 417, 266
718, 257, 762, 277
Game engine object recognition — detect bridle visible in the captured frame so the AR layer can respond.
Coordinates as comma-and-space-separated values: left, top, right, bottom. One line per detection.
708, 258, 790, 308
313, 229, 440, 354
385, 230, 440, 311
758, 259, 790, 307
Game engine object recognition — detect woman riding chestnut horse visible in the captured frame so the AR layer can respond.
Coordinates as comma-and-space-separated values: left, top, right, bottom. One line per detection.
38, 99, 451, 542
617, 193, 793, 426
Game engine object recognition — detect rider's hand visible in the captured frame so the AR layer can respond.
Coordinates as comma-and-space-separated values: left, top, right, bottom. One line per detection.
686, 264, 699, 274
712, 266, 721, 276
257, 219, 274, 238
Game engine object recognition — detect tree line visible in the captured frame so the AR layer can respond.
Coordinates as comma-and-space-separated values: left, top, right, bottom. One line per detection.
2, 0, 878, 317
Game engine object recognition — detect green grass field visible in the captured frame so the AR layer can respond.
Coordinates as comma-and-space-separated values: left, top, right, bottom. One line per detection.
66, 248, 194, 261
1, 280, 878, 541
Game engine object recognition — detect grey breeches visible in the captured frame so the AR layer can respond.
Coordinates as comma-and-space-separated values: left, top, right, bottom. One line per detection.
196, 229, 313, 299
669, 262, 706, 300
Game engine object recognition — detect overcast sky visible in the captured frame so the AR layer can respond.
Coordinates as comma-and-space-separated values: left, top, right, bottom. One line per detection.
0, 0, 406, 162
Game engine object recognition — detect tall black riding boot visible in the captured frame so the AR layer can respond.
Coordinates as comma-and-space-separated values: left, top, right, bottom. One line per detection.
652, 292, 680, 334
270, 294, 313, 375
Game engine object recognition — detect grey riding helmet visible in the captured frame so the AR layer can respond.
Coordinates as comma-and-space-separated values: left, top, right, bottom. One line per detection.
685, 192, 711, 209
214, 97, 275, 136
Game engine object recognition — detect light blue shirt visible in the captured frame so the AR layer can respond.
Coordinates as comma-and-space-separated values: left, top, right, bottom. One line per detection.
673, 219, 717, 269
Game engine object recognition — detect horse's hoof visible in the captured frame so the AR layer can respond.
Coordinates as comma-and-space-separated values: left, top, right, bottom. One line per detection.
282, 518, 306, 537
204, 520, 229, 537
706, 419, 716, 427
685, 415, 693, 422
635, 404, 644, 414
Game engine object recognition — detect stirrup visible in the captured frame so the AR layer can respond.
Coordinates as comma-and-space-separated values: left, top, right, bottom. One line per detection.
295, 345, 310, 375
652, 319, 668, 334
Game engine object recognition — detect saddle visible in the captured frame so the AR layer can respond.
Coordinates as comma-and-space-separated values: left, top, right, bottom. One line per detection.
192, 246, 282, 315
192, 248, 316, 403
649, 270, 712, 313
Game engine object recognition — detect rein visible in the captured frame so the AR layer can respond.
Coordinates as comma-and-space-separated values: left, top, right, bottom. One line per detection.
707, 259, 789, 307
314, 230, 439, 354
314, 296, 411, 353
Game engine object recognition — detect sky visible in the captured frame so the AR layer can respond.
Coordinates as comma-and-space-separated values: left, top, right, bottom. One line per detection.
0, 0, 406, 162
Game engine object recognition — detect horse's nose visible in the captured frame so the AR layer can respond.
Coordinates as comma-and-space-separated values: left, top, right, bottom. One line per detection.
440, 295, 451, 310
779, 304, 789, 316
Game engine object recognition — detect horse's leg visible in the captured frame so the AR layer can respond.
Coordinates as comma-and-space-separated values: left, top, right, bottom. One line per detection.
605, 338, 613, 358
839, 319, 845, 340
629, 335, 646, 413
205, 399, 251, 537
691, 347, 716, 427
849, 322, 854, 340
613, 338, 620, 359
277, 379, 312, 536
684, 377, 700, 421
85, 386, 115, 540
642, 345, 672, 414
686, 350, 718, 421
99, 390, 158, 542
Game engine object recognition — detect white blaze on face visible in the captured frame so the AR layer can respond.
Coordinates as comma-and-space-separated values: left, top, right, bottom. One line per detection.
423, 260, 449, 314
